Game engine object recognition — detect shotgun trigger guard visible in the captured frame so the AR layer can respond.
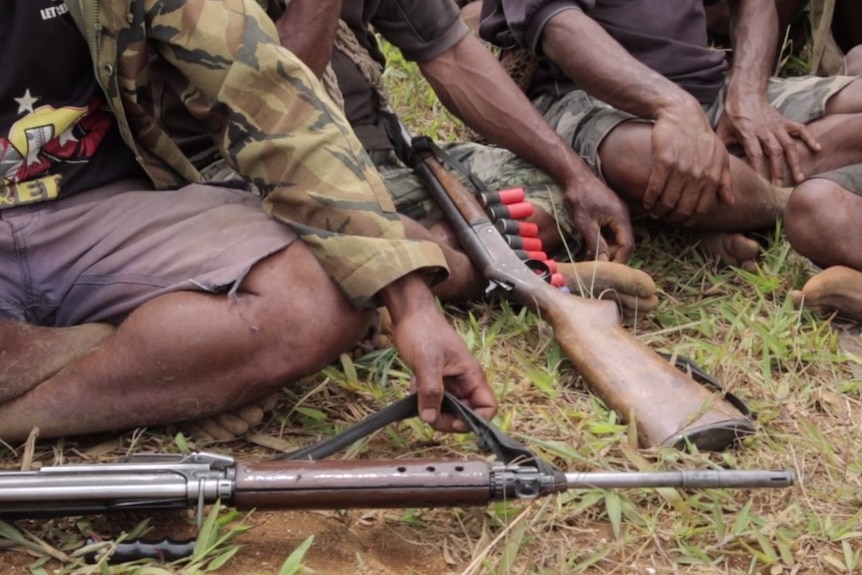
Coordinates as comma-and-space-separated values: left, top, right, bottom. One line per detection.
524, 259, 552, 282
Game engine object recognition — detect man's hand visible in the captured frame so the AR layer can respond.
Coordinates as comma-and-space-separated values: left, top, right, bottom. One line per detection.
716, 96, 820, 186
379, 274, 497, 432
645, 108, 734, 226
563, 179, 634, 263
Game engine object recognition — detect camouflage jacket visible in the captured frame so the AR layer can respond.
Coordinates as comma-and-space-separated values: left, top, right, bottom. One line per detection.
62, 0, 447, 307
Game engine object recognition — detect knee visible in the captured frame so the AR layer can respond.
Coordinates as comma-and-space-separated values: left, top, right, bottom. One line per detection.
598, 124, 653, 199
238, 243, 374, 380
784, 179, 836, 257
846, 45, 862, 76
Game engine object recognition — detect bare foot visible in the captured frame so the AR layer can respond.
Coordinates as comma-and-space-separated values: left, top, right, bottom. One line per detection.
181, 393, 280, 442
0, 321, 115, 403
790, 265, 862, 322
558, 261, 659, 315
698, 232, 760, 272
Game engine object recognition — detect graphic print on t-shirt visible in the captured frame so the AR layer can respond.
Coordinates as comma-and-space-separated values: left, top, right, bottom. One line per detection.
1, 93, 113, 205
0, 0, 142, 208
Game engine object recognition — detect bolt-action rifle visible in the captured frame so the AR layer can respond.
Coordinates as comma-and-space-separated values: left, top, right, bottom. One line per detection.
400, 132, 756, 451
0, 394, 794, 563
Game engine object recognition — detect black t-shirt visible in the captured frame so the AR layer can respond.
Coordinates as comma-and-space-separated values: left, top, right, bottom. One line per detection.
331, 0, 468, 151
0, 0, 143, 209
480, 0, 728, 103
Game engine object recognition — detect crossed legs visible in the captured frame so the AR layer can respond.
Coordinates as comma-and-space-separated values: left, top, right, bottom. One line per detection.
597, 121, 789, 270
0, 243, 373, 443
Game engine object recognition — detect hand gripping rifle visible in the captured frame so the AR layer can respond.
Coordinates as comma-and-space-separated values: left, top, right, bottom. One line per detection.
0, 394, 794, 563
395, 128, 756, 451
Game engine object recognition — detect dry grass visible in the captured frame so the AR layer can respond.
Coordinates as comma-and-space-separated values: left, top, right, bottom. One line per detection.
1, 33, 861, 575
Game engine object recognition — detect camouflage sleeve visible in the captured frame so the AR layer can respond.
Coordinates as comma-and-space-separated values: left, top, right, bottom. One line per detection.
142, 0, 448, 307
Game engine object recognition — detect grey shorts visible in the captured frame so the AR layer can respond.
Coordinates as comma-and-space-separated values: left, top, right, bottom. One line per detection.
533, 74, 859, 180
0, 180, 298, 326
810, 164, 862, 195
370, 142, 579, 242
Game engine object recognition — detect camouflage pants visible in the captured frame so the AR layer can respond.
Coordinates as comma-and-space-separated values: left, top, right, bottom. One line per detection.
203, 142, 579, 243
369, 142, 577, 240
533, 74, 862, 193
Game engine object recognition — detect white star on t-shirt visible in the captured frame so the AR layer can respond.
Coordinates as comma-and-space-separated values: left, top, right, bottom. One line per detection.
14, 89, 39, 114
58, 128, 80, 146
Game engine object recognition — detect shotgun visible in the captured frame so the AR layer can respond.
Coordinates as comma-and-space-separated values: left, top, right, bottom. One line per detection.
405, 135, 755, 450
0, 394, 793, 563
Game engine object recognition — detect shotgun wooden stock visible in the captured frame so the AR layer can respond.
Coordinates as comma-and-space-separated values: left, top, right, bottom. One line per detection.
411, 147, 754, 450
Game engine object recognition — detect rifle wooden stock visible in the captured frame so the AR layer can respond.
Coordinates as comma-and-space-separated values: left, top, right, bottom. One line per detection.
412, 149, 754, 450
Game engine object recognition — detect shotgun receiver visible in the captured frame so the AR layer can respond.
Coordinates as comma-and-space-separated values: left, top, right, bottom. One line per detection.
406, 136, 755, 450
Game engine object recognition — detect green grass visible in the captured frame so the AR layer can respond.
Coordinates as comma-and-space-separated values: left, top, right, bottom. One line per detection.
2, 26, 861, 575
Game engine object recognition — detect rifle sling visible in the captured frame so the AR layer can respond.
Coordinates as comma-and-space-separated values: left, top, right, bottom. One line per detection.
274, 392, 559, 475
658, 353, 754, 419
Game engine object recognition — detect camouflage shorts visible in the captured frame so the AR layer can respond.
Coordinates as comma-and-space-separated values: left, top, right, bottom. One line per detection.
533, 74, 859, 179
202, 144, 580, 247
369, 142, 578, 241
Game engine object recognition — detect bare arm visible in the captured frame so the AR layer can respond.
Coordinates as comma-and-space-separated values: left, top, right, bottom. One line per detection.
420, 34, 634, 262
274, 0, 342, 77
540, 9, 732, 224
379, 273, 497, 432
541, 9, 702, 122
720, 0, 819, 184
269, 2, 497, 429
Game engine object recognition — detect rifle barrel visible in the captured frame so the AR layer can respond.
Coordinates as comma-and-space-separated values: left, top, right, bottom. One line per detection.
563, 469, 795, 489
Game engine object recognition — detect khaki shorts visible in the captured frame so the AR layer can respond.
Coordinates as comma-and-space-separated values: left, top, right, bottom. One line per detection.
0, 180, 297, 326
534, 74, 859, 180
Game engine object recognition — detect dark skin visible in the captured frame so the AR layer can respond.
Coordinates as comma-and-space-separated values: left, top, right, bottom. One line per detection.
278, 1, 634, 264
541, 10, 733, 226
785, 178, 862, 322
539, 0, 862, 230
0, 246, 497, 442
274, 0, 494, 430
0, 0, 498, 442
717, 0, 820, 186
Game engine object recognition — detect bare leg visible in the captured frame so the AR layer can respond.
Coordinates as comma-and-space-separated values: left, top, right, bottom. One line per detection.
786, 113, 862, 182
598, 122, 788, 268
785, 177, 862, 321
600, 122, 788, 231
846, 46, 862, 76
0, 322, 115, 403
784, 178, 862, 270
0, 242, 373, 443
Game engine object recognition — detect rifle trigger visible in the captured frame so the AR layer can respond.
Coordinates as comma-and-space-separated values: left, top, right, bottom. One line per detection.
485, 279, 514, 295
